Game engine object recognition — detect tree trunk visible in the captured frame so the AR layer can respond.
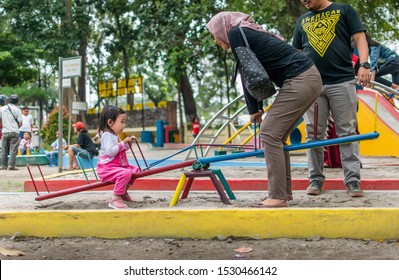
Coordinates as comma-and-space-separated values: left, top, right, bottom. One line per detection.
178, 73, 197, 122
78, 41, 87, 124
114, 11, 134, 108
285, 0, 306, 22
178, 72, 197, 143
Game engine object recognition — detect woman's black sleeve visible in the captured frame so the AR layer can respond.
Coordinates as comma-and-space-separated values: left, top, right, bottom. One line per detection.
228, 27, 263, 115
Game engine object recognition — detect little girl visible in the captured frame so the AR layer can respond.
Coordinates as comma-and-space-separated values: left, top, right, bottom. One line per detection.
19, 132, 32, 155
96, 105, 140, 209
190, 116, 201, 139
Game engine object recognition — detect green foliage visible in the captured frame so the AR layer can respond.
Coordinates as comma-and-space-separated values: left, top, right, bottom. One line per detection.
1, 0, 88, 65
0, 32, 39, 86
1, 0, 398, 130
347, 0, 399, 42
0, 86, 48, 105
40, 106, 70, 146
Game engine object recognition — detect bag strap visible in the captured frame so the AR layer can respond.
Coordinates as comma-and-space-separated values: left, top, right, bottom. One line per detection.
231, 62, 238, 87
7, 105, 20, 126
238, 26, 250, 48
231, 27, 249, 87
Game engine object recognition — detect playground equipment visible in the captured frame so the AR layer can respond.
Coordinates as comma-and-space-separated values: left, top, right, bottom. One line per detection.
184, 81, 398, 160
357, 82, 399, 156
29, 82, 392, 203
30, 128, 379, 202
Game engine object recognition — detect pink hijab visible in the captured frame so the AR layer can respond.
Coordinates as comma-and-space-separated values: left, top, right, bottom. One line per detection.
206, 11, 282, 49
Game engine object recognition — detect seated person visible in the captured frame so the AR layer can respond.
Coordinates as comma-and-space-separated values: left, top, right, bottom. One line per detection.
64, 121, 98, 170
45, 131, 67, 167
19, 132, 33, 155
92, 132, 101, 149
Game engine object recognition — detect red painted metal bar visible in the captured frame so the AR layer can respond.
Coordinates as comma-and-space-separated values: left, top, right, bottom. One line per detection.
208, 172, 231, 204
181, 177, 194, 199
27, 164, 50, 196
34, 159, 197, 201
136, 141, 149, 169
129, 144, 142, 172
182, 171, 231, 204
34, 181, 112, 201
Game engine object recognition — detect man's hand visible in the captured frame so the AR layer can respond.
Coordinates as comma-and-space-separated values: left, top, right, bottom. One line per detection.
357, 67, 371, 87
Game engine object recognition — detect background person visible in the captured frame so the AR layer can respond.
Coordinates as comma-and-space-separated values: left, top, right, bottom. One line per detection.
46, 131, 67, 167
365, 32, 399, 91
190, 116, 201, 139
0, 94, 22, 170
64, 121, 98, 170
0, 94, 9, 143
19, 131, 33, 155
19, 106, 34, 139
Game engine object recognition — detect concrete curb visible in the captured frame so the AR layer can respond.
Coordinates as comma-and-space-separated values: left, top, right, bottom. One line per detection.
1, 208, 398, 240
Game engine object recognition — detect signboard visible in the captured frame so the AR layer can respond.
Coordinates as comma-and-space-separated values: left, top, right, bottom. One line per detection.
71, 110, 79, 115
62, 57, 82, 78
72, 101, 87, 111
62, 78, 71, 88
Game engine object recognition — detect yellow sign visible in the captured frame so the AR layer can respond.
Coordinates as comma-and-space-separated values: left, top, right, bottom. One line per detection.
98, 81, 115, 98
98, 77, 143, 98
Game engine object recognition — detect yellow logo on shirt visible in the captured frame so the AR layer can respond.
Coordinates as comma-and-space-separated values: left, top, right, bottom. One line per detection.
301, 9, 341, 57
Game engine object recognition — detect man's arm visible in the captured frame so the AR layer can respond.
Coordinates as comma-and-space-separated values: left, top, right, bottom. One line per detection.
353, 32, 371, 87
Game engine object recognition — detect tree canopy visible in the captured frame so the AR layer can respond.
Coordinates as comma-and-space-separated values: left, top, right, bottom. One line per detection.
0, 0, 398, 127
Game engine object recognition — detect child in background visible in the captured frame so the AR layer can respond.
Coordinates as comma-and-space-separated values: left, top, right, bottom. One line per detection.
46, 131, 67, 167
19, 132, 32, 155
96, 105, 140, 209
190, 116, 201, 139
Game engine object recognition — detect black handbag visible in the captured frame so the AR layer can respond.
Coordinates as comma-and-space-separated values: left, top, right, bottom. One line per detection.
233, 26, 276, 101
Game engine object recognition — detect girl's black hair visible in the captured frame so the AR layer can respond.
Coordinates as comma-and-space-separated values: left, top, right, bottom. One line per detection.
98, 105, 125, 134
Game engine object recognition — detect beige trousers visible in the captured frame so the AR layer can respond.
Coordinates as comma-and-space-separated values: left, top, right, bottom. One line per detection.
260, 65, 322, 199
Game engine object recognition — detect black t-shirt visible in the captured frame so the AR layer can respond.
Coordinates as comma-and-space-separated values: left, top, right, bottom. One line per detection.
228, 26, 313, 114
77, 130, 99, 156
292, 3, 366, 85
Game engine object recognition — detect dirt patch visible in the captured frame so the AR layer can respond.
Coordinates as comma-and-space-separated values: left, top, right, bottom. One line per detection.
1, 236, 398, 260
1, 147, 399, 260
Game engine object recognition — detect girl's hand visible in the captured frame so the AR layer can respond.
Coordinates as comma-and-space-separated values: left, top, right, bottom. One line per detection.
123, 135, 136, 144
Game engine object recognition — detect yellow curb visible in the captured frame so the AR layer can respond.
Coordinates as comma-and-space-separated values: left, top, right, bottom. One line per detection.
1, 208, 398, 240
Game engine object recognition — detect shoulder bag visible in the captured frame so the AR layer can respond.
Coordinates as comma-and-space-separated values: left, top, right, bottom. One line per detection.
234, 26, 276, 101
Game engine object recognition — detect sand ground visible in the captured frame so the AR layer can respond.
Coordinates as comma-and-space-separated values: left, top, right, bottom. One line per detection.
0, 144, 399, 260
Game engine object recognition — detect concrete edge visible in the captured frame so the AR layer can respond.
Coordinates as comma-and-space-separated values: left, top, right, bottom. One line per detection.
0, 208, 398, 240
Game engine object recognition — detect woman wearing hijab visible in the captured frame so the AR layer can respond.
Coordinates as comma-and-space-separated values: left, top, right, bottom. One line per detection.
206, 11, 322, 207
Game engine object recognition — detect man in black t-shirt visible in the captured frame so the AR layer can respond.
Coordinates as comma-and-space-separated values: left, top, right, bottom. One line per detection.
65, 121, 98, 170
292, 0, 370, 197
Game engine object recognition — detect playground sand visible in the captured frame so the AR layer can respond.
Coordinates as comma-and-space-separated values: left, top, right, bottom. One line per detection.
1, 145, 399, 260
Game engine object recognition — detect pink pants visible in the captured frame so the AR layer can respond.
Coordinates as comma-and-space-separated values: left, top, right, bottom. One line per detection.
97, 152, 140, 195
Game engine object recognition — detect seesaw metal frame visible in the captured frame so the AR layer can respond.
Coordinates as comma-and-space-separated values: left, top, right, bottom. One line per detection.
32, 132, 379, 201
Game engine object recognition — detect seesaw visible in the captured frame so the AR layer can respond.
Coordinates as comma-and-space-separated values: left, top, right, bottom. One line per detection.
31, 131, 379, 201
